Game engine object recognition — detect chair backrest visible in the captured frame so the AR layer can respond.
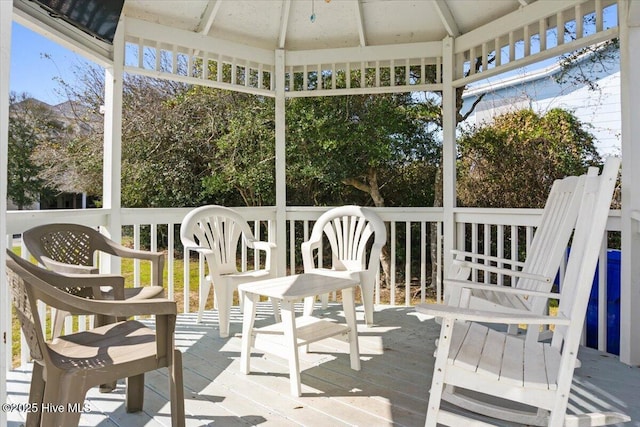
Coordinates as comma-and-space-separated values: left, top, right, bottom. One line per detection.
310, 205, 386, 273
23, 223, 112, 268
6, 251, 52, 366
513, 171, 590, 313
180, 205, 259, 275
545, 157, 619, 355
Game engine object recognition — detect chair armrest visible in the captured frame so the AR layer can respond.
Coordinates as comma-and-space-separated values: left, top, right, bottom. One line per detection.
445, 278, 560, 300
250, 241, 276, 271
251, 240, 276, 252
103, 242, 165, 286
26, 262, 126, 300
415, 303, 570, 326
451, 250, 526, 268
301, 240, 321, 272
40, 281, 177, 317
451, 259, 552, 283
104, 239, 162, 261
41, 257, 99, 275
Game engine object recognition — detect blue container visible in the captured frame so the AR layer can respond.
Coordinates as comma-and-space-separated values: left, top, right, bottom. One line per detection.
585, 249, 621, 355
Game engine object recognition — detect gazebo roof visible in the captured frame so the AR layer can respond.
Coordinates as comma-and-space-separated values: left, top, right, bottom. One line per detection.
13, 0, 620, 98
121, 0, 521, 51
15, 0, 527, 54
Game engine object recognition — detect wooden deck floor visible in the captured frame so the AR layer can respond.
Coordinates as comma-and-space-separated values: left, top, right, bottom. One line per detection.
6, 304, 640, 426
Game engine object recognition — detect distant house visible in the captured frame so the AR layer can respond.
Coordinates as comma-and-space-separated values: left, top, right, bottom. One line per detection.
461, 47, 621, 157
8, 97, 99, 210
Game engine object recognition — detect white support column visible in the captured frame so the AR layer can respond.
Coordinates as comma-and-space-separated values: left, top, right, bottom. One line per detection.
441, 37, 457, 279
619, 0, 640, 365
0, 2, 12, 423
275, 49, 287, 276
102, 18, 125, 273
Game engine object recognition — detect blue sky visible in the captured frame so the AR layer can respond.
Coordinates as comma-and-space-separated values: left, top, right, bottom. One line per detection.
10, 22, 83, 105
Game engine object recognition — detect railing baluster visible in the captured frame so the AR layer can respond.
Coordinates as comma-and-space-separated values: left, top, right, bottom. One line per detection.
168, 223, 175, 300
497, 225, 504, 286
405, 221, 411, 306
421, 221, 427, 303
134, 224, 141, 288
183, 247, 190, 313
390, 221, 396, 306
484, 224, 490, 283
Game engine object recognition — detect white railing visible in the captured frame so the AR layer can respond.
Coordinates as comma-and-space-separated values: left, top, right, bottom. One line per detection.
4, 206, 622, 366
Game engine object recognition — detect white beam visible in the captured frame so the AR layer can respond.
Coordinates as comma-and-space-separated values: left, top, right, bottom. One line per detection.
278, 0, 292, 49
285, 41, 442, 66
441, 36, 457, 279
432, 0, 460, 37
101, 17, 125, 273
275, 49, 287, 276
0, 2, 12, 424
455, 0, 583, 53
619, 0, 640, 366
354, 0, 366, 47
196, 0, 222, 34
125, 17, 274, 67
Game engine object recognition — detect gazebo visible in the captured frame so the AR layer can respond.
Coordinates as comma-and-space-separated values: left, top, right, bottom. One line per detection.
1, 0, 639, 424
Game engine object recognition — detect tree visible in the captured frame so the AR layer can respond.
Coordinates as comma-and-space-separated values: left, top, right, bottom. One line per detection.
286, 92, 439, 207
7, 93, 64, 209
457, 108, 602, 208
285, 91, 440, 286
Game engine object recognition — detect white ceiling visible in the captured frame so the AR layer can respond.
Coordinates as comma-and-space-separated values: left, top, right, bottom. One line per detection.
122, 0, 529, 51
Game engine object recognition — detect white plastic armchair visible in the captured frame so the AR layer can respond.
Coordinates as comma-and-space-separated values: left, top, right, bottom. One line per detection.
301, 205, 386, 326
180, 205, 278, 337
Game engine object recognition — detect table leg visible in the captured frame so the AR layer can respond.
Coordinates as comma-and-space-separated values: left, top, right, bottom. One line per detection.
281, 300, 302, 397
341, 287, 361, 371
240, 292, 258, 375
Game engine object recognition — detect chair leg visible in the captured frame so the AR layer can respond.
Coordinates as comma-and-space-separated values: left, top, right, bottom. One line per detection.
361, 282, 375, 326
95, 313, 117, 393
56, 384, 86, 427
270, 298, 281, 323
26, 362, 45, 427
425, 318, 454, 427
214, 284, 234, 338
320, 293, 329, 309
126, 373, 145, 413
303, 295, 315, 317
342, 287, 361, 371
197, 278, 213, 323
170, 349, 186, 427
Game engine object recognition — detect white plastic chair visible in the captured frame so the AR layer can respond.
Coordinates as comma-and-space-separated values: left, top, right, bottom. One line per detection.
416, 157, 628, 426
180, 205, 278, 337
301, 205, 386, 326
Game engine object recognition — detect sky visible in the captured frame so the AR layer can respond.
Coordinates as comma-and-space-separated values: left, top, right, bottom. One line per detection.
10, 22, 85, 105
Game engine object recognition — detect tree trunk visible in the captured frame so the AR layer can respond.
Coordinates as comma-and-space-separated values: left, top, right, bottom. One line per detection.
342, 168, 392, 288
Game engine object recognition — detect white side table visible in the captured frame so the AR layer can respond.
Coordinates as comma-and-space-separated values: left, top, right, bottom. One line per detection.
239, 273, 361, 397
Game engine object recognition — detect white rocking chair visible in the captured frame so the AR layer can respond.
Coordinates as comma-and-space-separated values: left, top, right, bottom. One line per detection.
446, 168, 592, 341
416, 157, 630, 426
